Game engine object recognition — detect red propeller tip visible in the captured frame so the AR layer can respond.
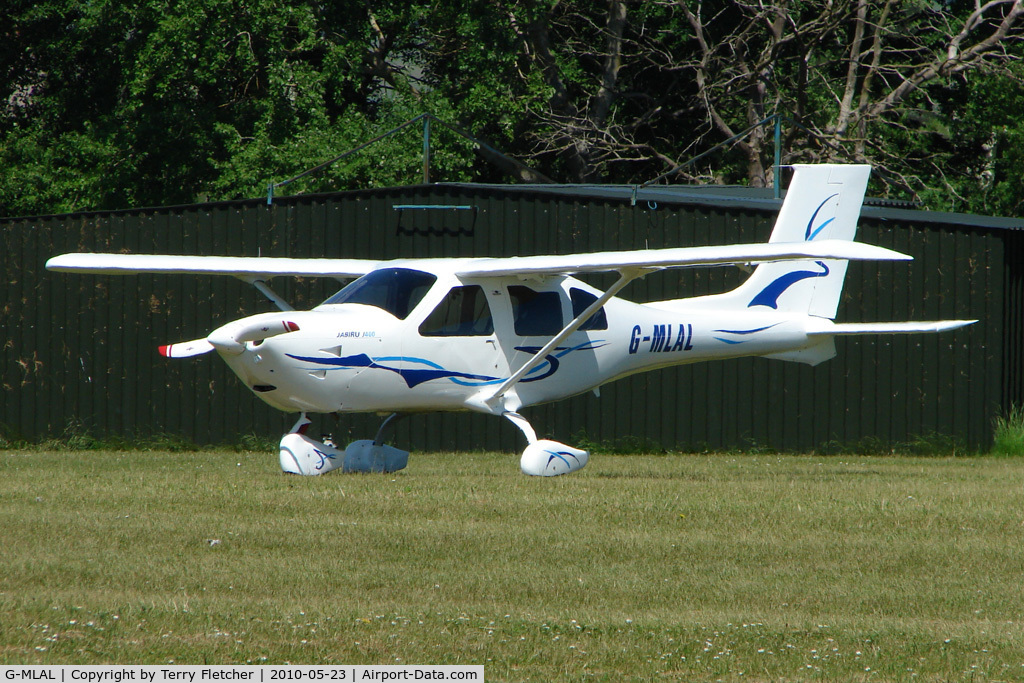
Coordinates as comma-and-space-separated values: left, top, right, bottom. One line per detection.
158, 345, 171, 357
285, 321, 300, 332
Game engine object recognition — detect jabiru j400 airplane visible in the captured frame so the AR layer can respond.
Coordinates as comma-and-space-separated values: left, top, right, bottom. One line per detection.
46, 165, 975, 476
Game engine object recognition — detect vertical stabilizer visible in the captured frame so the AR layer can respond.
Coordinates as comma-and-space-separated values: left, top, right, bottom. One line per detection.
734, 164, 871, 319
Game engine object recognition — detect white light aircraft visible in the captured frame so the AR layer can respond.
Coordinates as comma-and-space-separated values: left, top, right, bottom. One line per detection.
47, 165, 975, 476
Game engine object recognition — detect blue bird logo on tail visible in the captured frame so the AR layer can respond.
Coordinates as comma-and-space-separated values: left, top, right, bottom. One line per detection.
805, 193, 839, 240
748, 261, 830, 309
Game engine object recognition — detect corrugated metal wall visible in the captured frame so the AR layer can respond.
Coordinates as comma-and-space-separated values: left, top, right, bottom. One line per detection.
0, 185, 1012, 452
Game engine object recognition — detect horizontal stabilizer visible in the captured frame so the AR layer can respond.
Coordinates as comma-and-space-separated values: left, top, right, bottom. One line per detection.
807, 320, 977, 336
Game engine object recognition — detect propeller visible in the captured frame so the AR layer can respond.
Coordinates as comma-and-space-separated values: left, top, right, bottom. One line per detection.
159, 315, 300, 358
159, 339, 215, 358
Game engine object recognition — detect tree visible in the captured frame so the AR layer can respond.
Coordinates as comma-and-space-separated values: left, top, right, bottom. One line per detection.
479, 0, 1024, 201
420, 1, 692, 184
0, 0, 477, 215
422, 0, 1024, 210
3, 0, 1023, 217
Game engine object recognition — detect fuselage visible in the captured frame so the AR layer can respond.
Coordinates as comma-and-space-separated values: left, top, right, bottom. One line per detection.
214, 265, 820, 416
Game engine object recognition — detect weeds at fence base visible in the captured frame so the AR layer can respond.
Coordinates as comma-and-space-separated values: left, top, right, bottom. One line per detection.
0, 420, 277, 453
992, 405, 1024, 456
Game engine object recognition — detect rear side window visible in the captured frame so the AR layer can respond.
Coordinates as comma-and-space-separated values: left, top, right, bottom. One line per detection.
508, 285, 563, 336
419, 285, 494, 336
570, 287, 608, 330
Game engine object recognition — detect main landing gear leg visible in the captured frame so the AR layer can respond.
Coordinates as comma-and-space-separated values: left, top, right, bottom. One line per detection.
278, 411, 409, 476
503, 411, 590, 477
373, 412, 409, 446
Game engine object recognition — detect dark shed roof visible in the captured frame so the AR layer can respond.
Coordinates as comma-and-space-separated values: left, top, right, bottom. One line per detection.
4, 182, 1023, 232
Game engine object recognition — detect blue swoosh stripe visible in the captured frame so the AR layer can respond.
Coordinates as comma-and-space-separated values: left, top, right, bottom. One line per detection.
806, 216, 835, 241
713, 324, 780, 335
286, 353, 500, 388
286, 339, 609, 390
545, 449, 581, 470
515, 340, 610, 383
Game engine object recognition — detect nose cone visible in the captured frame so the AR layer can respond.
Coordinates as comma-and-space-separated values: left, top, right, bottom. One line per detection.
216, 332, 307, 412
211, 311, 328, 413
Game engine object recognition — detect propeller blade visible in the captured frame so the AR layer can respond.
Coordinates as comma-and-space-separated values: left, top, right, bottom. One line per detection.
234, 320, 300, 344
159, 339, 215, 358
207, 317, 301, 354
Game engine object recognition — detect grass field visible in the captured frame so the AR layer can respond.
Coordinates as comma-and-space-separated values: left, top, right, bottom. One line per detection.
1, 448, 1023, 681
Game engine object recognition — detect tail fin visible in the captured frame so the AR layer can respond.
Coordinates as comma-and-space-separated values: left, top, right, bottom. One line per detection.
644, 164, 976, 367
730, 164, 871, 319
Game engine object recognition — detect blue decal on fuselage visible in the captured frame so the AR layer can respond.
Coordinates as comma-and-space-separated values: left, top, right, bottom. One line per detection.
285, 339, 608, 389
712, 323, 780, 346
286, 353, 501, 388
514, 340, 609, 382
714, 324, 780, 335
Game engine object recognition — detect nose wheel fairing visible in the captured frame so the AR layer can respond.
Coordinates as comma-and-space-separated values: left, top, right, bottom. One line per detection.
278, 414, 410, 476
279, 434, 409, 475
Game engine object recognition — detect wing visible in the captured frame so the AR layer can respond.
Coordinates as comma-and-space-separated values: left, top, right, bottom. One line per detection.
47, 240, 908, 281
45, 253, 378, 280
454, 239, 911, 278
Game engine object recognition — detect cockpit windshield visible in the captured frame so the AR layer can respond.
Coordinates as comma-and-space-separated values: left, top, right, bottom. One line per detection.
321, 268, 437, 320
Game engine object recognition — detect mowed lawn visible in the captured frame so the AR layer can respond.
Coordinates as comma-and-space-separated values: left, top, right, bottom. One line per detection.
1, 448, 1022, 681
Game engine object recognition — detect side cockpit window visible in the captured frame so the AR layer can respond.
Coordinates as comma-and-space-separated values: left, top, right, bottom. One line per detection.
570, 287, 608, 331
419, 285, 494, 337
322, 268, 436, 320
508, 285, 563, 336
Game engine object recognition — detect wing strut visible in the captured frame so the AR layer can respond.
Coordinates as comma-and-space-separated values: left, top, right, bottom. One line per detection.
472, 268, 644, 412
244, 277, 294, 312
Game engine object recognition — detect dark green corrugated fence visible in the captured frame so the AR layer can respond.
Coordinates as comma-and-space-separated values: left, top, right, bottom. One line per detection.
0, 184, 1017, 452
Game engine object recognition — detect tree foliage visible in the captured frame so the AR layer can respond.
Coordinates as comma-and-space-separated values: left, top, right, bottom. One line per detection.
2, 0, 1023, 217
